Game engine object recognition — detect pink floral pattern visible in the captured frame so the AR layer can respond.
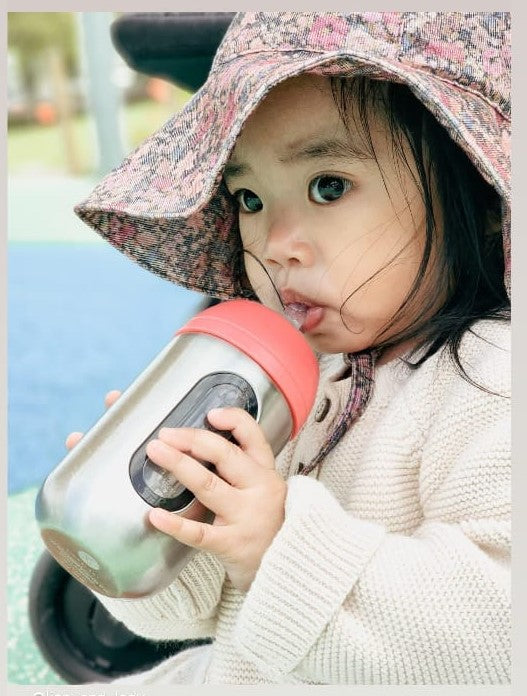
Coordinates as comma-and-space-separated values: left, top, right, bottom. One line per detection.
308, 16, 350, 50
75, 12, 510, 300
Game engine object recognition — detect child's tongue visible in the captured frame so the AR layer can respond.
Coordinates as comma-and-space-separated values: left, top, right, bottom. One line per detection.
284, 302, 309, 330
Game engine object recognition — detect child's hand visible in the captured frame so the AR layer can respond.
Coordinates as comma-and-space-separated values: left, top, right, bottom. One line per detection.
64, 390, 121, 449
145, 407, 287, 593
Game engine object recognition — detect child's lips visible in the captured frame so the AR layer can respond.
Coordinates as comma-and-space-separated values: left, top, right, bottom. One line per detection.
301, 305, 325, 332
280, 288, 325, 332
283, 302, 324, 332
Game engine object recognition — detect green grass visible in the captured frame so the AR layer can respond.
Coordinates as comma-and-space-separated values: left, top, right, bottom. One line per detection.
8, 90, 193, 177
8, 487, 66, 684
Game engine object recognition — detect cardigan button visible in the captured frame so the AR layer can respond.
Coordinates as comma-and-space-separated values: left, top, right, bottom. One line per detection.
314, 397, 331, 422
297, 462, 305, 473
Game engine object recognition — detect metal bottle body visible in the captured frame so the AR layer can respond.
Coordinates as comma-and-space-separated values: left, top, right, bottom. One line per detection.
36, 332, 293, 598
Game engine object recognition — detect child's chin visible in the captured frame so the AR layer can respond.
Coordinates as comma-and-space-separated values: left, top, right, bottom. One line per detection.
308, 332, 371, 356
305, 334, 345, 355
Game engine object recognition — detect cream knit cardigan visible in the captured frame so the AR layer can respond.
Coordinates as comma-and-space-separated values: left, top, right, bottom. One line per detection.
99, 319, 510, 685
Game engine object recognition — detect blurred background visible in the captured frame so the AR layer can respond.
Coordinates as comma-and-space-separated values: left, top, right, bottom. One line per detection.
7, 11, 208, 684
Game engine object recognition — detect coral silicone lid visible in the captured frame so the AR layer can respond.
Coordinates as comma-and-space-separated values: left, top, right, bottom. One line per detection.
177, 299, 319, 437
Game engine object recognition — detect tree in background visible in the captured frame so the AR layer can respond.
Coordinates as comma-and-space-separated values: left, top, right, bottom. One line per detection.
8, 13, 79, 115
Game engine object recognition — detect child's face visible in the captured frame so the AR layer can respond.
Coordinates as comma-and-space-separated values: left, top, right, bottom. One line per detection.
224, 74, 439, 355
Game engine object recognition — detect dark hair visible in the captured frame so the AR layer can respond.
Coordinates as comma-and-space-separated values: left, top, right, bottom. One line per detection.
330, 75, 509, 391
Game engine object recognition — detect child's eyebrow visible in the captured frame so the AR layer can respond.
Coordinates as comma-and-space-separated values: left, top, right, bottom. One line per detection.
279, 136, 371, 164
223, 160, 249, 180
223, 135, 371, 182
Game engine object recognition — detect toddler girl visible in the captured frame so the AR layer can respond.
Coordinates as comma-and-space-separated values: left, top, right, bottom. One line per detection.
72, 11, 510, 685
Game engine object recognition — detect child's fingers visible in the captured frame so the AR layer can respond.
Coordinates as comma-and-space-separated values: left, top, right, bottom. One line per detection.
65, 431, 83, 450
104, 390, 121, 408
146, 437, 236, 518
206, 407, 275, 469
149, 507, 229, 555
65, 390, 121, 451
156, 425, 260, 488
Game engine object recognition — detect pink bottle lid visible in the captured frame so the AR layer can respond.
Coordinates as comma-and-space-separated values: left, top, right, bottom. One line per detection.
177, 299, 319, 437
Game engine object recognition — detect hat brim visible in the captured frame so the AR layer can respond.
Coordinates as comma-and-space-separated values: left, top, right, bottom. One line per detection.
75, 49, 510, 299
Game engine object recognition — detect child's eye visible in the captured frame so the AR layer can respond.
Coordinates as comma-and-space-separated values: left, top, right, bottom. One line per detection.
309, 175, 352, 204
235, 189, 263, 213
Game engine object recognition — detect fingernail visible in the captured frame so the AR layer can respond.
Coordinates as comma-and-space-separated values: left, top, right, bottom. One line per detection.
150, 507, 174, 527
158, 427, 175, 439
146, 438, 162, 453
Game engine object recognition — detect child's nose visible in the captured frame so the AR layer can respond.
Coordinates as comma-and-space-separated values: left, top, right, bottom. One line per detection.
264, 216, 315, 268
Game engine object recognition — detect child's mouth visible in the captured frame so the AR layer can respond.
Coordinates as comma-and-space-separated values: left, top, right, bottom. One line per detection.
284, 303, 324, 333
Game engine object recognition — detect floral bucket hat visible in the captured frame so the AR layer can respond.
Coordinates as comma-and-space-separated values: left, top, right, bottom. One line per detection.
75, 11, 511, 300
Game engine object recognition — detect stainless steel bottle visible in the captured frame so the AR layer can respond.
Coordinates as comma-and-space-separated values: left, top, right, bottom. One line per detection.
35, 299, 319, 598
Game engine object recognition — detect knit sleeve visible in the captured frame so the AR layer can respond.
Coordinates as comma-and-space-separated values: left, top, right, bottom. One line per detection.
93, 551, 225, 641
233, 333, 511, 683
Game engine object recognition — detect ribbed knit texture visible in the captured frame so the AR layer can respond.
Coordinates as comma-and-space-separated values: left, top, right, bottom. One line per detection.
302, 348, 377, 475
98, 319, 510, 685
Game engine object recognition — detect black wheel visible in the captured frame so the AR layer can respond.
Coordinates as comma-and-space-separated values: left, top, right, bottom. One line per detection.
28, 550, 211, 683
110, 13, 235, 91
